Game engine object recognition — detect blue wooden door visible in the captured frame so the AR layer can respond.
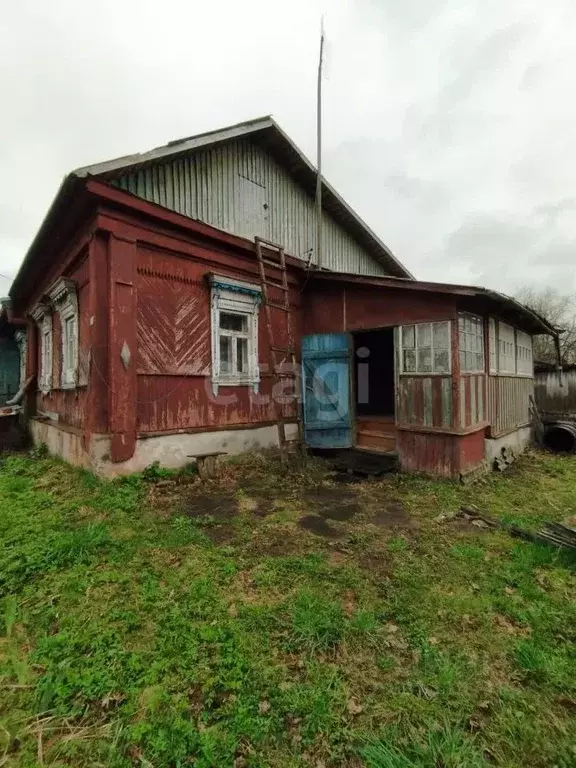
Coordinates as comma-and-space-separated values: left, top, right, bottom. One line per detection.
302, 333, 352, 448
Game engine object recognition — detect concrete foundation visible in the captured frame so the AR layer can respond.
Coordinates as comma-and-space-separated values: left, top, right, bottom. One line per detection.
30, 419, 92, 468
485, 425, 532, 466
30, 418, 298, 477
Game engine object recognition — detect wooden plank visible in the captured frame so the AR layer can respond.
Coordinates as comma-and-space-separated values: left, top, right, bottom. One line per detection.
406, 378, 414, 425
356, 431, 396, 453
441, 377, 452, 428
477, 375, 484, 423
423, 377, 433, 427
356, 417, 397, 435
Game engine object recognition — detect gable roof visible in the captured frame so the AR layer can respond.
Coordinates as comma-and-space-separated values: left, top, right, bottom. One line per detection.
71, 115, 414, 279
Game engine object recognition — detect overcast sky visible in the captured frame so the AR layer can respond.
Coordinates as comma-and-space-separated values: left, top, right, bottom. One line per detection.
1, 0, 575, 297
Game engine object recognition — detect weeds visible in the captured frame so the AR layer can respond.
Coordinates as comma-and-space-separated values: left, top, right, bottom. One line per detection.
0, 450, 575, 766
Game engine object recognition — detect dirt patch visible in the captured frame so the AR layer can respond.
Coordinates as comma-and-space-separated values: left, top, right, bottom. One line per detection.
298, 514, 340, 538
253, 498, 275, 518
328, 550, 348, 566
303, 487, 360, 521
372, 501, 412, 529
205, 524, 236, 545
356, 550, 393, 579
184, 492, 238, 521
254, 536, 306, 556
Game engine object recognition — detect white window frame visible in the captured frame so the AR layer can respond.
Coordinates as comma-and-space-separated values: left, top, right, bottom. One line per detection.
48, 278, 79, 389
516, 330, 533, 377
498, 321, 516, 375
399, 321, 452, 375
458, 313, 485, 374
488, 318, 534, 377
31, 303, 53, 394
488, 317, 498, 374
209, 275, 261, 395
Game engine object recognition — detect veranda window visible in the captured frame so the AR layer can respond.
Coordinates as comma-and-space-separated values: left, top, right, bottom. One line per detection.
400, 321, 451, 374
516, 330, 533, 376
459, 314, 484, 373
498, 322, 516, 374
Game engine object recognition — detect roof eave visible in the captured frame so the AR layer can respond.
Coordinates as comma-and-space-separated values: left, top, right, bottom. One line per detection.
9, 175, 85, 304
308, 271, 557, 336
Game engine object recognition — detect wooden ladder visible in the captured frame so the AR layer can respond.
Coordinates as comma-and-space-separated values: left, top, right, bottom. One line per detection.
255, 236, 302, 459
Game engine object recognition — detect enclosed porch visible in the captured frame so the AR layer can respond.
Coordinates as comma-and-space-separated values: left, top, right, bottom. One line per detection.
302, 273, 556, 478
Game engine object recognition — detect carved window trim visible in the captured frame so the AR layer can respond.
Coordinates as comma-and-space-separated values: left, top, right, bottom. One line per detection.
14, 330, 27, 386
208, 275, 261, 396
30, 303, 53, 394
48, 278, 79, 389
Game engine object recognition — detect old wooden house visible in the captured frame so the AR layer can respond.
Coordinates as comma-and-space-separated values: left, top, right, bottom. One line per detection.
5, 117, 555, 476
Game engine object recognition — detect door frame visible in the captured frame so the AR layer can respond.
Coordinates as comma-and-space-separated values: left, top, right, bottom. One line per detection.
349, 324, 399, 447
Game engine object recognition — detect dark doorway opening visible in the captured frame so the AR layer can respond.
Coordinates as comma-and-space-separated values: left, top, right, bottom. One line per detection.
352, 328, 397, 454
353, 328, 395, 417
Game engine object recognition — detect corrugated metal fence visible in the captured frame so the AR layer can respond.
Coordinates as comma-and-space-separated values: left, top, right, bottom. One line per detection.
534, 369, 576, 421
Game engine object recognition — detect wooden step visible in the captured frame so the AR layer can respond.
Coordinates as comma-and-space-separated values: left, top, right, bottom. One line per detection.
356, 431, 397, 453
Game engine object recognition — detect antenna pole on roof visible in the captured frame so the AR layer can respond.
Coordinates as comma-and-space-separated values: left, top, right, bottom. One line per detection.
315, 18, 325, 270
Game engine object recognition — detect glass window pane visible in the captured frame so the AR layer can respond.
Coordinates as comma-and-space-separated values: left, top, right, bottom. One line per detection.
433, 322, 449, 349
417, 324, 432, 348
236, 337, 248, 373
434, 349, 449, 372
417, 347, 432, 372
220, 311, 247, 332
460, 350, 467, 371
476, 353, 484, 371
402, 325, 415, 349
403, 349, 416, 372
219, 335, 232, 373
458, 316, 465, 332
466, 351, 475, 370
460, 331, 466, 352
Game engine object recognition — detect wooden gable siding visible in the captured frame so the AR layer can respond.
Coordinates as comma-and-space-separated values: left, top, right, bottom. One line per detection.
113, 139, 389, 277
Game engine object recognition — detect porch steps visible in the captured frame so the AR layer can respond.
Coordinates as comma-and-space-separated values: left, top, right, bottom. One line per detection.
356, 416, 397, 454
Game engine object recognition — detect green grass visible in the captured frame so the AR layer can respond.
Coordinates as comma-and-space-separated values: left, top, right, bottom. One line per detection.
0, 449, 575, 767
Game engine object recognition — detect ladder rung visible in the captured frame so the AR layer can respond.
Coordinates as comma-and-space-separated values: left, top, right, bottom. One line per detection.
261, 257, 284, 269
263, 279, 288, 290
271, 345, 295, 355
266, 301, 289, 311
255, 236, 285, 251
274, 370, 297, 378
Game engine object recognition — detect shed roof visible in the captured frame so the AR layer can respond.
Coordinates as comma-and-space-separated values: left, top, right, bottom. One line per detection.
310, 271, 557, 336
71, 116, 413, 279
